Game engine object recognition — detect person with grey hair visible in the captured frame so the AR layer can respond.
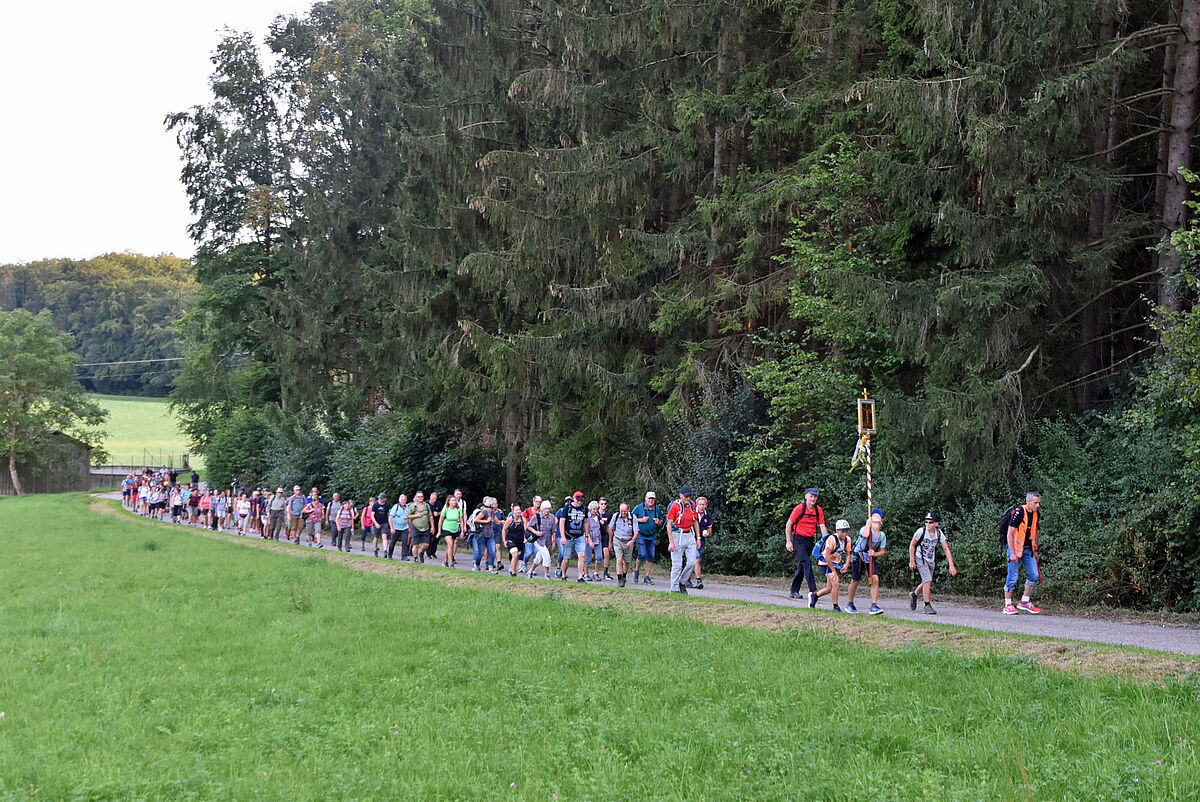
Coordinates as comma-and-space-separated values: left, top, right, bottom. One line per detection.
1002, 492, 1044, 615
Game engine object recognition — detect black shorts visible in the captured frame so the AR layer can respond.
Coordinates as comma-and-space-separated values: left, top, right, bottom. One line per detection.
850, 556, 877, 581
171, 505, 183, 517
410, 530, 431, 546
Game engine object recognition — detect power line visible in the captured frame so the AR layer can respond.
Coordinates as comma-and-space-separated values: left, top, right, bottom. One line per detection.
76, 357, 185, 367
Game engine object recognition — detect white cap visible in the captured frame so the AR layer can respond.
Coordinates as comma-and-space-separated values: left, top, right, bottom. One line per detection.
835, 519, 851, 530
646, 491, 656, 499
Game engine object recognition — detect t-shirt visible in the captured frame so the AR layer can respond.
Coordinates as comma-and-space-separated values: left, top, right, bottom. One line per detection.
372, 502, 391, 532
698, 511, 712, 541
236, 498, 250, 516
666, 500, 697, 531
336, 504, 355, 529
428, 499, 444, 528
853, 528, 887, 561
912, 526, 946, 565
305, 499, 324, 523
557, 503, 587, 537
328, 500, 342, 524
788, 503, 825, 539
408, 501, 432, 533
270, 495, 287, 512
389, 503, 409, 531
441, 506, 463, 534
632, 502, 663, 537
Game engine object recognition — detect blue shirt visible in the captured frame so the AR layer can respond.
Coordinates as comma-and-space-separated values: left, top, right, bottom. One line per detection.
632, 502, 662, 538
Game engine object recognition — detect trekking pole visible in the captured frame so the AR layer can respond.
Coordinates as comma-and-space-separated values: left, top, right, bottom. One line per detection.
866, 433, 874, 576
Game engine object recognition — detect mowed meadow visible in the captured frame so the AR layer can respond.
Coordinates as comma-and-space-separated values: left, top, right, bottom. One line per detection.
89, 394, 199, 471
1, 494, 1198, 800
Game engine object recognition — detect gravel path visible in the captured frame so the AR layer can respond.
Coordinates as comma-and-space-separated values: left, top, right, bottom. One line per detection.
98, 493, 1200, 656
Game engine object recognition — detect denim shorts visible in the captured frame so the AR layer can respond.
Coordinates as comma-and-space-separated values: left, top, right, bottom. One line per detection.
636, 537, 656, 562
561, 535, 585, 556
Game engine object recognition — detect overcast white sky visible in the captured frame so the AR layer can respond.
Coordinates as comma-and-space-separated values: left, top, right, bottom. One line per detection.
0, 1, 314, 265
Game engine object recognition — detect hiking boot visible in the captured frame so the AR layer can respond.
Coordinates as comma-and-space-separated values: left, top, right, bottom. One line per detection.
923, 603, 936, 615
618, 574, 626, 587
633, 570, 639, 584
808, 592, 817, 609
846, 603, 859, 614
683, 580, 695, 589
1016, 600, 1042, 614
1003, 603, 1018, 615
909, 592, 918, 611
868, 604, 883, 615
675, 585, 688, 594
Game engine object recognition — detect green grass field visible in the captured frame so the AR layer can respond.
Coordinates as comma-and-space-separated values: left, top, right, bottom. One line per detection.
1, 493, 1198, 800
89, 394, 200, 471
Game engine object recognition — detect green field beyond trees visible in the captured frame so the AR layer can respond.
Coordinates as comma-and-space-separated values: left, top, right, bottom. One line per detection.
0, 494, 1196, 800
89, 395, 199, 470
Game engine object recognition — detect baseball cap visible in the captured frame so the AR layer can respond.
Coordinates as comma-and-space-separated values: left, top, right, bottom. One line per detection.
871, 508, 883, 517
805, 488, 819, 496
646, 491, 656, 499
572, 491, 585, 499
924, 511, 940, 522
835, 519, 851, 530
679, 485, 692, 497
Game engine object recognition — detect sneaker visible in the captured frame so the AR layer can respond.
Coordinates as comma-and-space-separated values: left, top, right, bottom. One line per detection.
683, 580, 695, 589
1016, 600, 1042, 614
789, 592, 800, 600
577, 577, 586, 583
868, 604, 883, 615
604, 571, 614, 581
909, 592, 918, 611
472, 566, 481, 572
675, 585, 688, 595
555, 568, 562, 579
643, 576, 654, 585
633, 571, 639, 583
923, 603, 936, 615
1003, 603, 1018, 615
618, 574, 626, 587
808, 592, 817, 609
846, 603, 859, 614
832, 604, 842, 612
694, 580, 703, 590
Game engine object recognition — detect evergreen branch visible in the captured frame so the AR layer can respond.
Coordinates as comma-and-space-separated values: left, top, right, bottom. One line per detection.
1047, 270, 1161, 334
1032, 345, 1156, 401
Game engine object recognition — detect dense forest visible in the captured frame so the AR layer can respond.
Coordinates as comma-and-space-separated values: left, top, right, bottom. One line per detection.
0, 253, 196, 396
167, 0, 1200, 608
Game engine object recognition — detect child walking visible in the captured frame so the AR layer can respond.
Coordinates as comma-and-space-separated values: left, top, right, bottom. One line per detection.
908, 511, 957, 615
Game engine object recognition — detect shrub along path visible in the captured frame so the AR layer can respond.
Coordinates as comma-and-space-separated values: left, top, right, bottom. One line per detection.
97, 493, 1200, 666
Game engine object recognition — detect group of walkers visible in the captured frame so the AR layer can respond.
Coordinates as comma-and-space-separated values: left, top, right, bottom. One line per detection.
122, 472, 715, 593
783, 488, 1044, 616
123, 469, 1045, 615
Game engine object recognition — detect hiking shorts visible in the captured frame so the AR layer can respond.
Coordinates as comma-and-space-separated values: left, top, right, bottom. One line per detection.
561, 535, 585, 557
636, 537, 656, 562
613, 538, 635, 564
850, 555, 877, 581
915, 559, 935, 584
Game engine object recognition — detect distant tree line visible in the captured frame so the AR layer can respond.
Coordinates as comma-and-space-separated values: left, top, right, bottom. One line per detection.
0, 253, 197, 396
167, 0, 1200, 608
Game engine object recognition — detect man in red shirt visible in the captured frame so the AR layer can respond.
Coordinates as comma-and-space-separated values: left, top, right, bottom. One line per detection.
667, 486, 700, 593
785, 488, 828, 605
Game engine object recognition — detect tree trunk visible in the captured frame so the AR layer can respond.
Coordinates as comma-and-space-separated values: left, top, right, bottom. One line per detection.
8, 434, 23, 496
1160, 0, 1200, 312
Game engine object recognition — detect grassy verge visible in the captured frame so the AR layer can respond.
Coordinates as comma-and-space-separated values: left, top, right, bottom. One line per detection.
2, 494, 1198, 800
89, 394, 200, 471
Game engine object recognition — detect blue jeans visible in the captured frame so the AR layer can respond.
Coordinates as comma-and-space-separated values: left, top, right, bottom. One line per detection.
523, 541, 538, 564
585, 539, 602, 566
473, 535, 496, 568
1005, 544, 1040, 592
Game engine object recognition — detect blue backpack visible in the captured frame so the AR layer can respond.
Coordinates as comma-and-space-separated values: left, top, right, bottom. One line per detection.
810, 533, 833, 563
